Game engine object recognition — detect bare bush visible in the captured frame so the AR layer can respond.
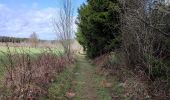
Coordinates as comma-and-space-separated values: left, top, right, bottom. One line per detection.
119, 0, 169, 77
0, 44, 73, 99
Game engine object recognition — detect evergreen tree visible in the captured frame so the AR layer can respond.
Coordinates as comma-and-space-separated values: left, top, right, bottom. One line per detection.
76, 0, 121, 58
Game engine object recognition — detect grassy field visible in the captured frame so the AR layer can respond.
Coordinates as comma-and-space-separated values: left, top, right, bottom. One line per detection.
0, 46, 63, 54
0, 46, 63, 85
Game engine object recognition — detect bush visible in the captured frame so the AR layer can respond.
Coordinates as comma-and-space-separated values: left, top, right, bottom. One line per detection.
0, 47, 72, 99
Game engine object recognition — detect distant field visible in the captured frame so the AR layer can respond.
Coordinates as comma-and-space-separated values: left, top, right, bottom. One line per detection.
0, 46, 63, 54
0, 46, 63, 82
0, 46, 63, 72
0, 40, 81, 82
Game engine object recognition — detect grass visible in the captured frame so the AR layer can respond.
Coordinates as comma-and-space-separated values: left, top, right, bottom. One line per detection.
94, 70, 126, 100
59, 54, 125, 100
0, 46, 63, 89
0, 48, 126, 99
0, 46, 63, 64
73, 55, 99, 100
0, 46, 67, 99
0, 46, 61, 63
95, 75, 112, 100
48, 64, 75, 100
0, 46, 62, 54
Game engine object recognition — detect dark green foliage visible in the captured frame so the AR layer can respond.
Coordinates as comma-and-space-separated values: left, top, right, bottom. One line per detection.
76, 0, 121, 58
0, 36, 52, 43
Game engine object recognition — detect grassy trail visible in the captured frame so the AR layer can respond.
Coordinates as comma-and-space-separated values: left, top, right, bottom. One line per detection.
73, 54, 98, 100
48, 54, 115, 100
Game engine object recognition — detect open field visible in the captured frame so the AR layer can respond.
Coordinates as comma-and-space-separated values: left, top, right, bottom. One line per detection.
0, 46, 63, 54
0, 46, 63, 88
0, 40, 81, 53
0, 46, 63, 76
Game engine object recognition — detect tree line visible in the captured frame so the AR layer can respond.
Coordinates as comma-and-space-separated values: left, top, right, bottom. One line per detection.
0, 36, 28, 43
0, 35, 52, 44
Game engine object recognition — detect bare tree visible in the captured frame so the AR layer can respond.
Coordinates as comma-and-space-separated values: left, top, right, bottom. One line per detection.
30, 32, 39, 48
116, 1, 170, 98
53, 0, 74, 57
119, 0, 170, 77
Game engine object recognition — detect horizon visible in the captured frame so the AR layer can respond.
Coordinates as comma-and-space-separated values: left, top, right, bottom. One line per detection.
0, 0, 86, 40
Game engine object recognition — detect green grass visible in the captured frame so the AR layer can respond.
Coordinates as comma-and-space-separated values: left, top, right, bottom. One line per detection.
0, 46, 63, 87
0, 47, 62, 54
0, 46, 62, 64
94, 73, 125, 100
95, 75, 112, 100
0, 47, 63, 64
48, 65, 75, 100
69, 54, 123, 100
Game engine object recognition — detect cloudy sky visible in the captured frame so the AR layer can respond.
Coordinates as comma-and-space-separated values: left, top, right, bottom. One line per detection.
0, 0, 86, 40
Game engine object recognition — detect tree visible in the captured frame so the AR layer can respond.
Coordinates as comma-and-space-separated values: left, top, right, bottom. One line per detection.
53, 0, 74, 57
119, 0, 170, 79
76, 0, 121, 58
30, 32, 39, 48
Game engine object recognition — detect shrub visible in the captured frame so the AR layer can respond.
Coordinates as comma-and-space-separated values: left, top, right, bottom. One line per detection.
0, 47, 72, 99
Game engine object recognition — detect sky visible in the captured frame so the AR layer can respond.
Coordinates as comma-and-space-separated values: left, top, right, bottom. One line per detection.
0, 0, 86, 40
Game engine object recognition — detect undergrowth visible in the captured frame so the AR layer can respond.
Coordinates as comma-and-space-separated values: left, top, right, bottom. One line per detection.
48, 68, 73, 100
48, 60, 78, 100
94, 52, 170, 99
0, 45, 72, 99
95, 67, 125, 100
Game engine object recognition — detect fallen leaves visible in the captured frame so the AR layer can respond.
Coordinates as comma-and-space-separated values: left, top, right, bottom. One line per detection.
66, 92, 76, 99
100, 80, 113, 88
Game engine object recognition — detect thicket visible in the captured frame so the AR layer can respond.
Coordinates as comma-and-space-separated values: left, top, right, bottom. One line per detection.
0, 46, 73, 99
120, 0, 170, 79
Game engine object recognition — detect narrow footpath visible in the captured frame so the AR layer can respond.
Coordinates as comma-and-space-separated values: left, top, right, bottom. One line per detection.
73, 54, 98, 100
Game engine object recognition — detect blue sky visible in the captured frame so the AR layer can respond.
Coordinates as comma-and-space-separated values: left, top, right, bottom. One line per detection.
0, 0, 86, 40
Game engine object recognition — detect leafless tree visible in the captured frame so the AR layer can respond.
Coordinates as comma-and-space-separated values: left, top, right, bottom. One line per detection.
53, 0, 74, 57
119, 0, 169, 77
117, 0, 170, 98
30, 32, 39, 48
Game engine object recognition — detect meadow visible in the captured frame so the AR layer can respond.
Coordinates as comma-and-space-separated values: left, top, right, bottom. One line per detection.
0, 46, 62, 76
0, 46, 63, 54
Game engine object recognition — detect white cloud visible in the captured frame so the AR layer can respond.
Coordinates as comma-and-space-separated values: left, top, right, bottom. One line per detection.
0, 3, 77, 40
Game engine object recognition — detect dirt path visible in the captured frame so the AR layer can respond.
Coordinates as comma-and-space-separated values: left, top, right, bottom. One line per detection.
73, 54, 98, 100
